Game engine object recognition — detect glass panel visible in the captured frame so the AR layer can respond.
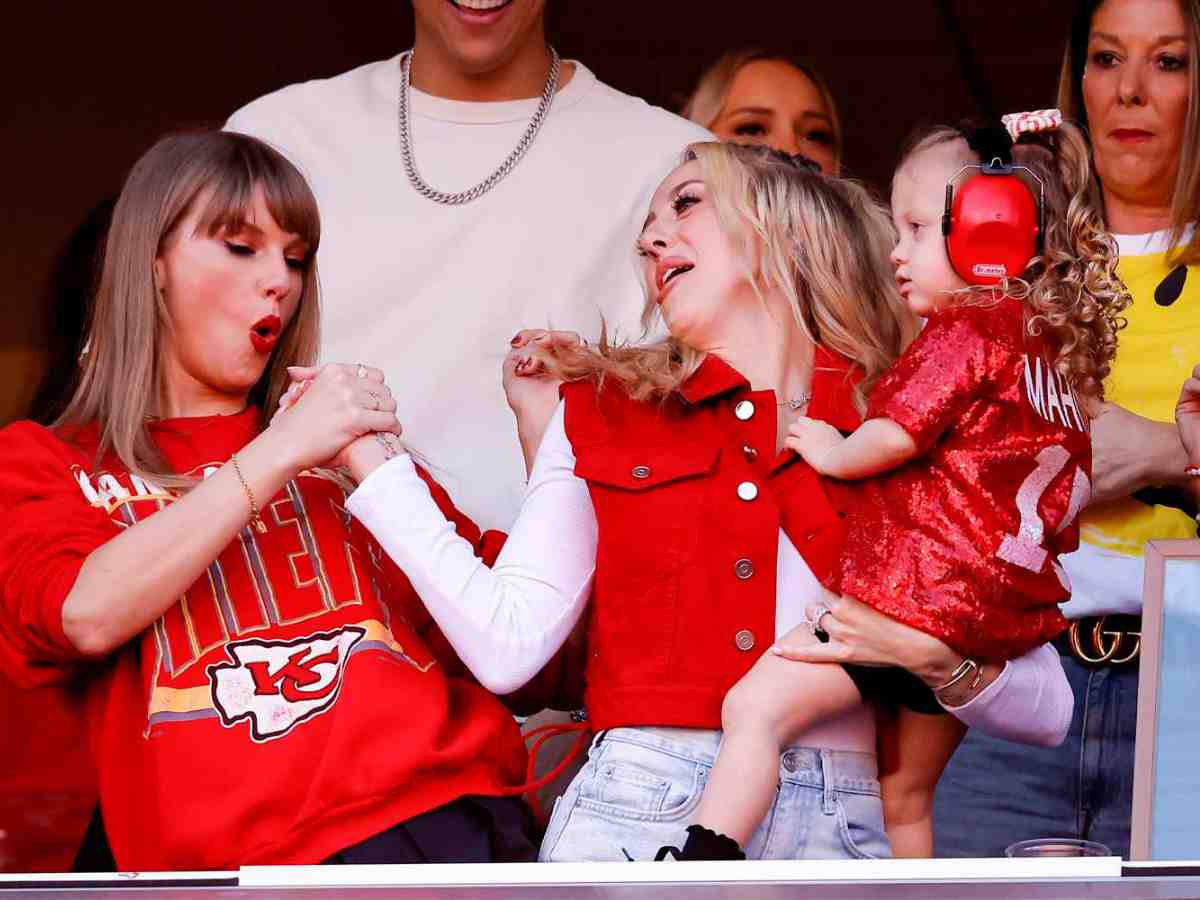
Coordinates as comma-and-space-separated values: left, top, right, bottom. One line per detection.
1152, 557, 1200, 858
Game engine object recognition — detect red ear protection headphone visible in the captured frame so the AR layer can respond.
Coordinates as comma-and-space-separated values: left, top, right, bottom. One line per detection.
941, 157, 1045, 286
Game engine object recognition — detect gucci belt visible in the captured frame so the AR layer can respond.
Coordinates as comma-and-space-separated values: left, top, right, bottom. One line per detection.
1055, 614, 1141, 666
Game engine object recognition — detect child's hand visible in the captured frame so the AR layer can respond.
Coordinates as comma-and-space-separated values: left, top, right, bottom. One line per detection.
1176, 363, 1200, 471
785, 416, 845, 473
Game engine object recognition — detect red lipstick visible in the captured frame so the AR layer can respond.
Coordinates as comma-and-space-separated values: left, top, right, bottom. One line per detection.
250, 315, 281, 355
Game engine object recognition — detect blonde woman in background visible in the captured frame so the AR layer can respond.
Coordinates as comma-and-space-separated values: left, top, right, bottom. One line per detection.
683, 48, 842, 174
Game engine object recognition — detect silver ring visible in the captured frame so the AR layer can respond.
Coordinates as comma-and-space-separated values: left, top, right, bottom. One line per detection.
809, 604, 832, 639
367, 389, 381, 410
356, 363, 368, 379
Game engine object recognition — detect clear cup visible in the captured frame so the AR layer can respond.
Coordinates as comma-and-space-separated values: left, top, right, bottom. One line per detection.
1005, 838, 1113, 858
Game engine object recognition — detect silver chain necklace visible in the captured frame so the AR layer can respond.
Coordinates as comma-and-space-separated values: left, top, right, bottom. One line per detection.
777, 392, 812, 411
397, 47, 561, 205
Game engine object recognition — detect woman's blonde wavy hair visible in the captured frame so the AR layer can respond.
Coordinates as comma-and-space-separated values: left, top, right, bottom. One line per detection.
899, 122, 1129, 402
55, 131, 322, 490
543, 142, 918, 415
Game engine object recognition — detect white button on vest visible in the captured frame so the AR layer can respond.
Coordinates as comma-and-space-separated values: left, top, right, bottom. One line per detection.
734, 400, 755, 421
737, 481, 759, 501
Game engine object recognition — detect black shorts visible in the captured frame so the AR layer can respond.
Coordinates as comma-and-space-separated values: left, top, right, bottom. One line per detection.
324, 795, 538, 864
842, 663, 945, 715
73, 794, 537, 869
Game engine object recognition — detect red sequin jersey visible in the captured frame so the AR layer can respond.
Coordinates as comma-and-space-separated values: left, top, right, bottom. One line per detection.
829, 296, 1089, 661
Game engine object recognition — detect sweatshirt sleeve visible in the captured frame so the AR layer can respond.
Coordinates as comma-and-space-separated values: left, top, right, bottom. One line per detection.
943, 643, 1072, 746
0, 423, 121, 687
347, 402, 596, 695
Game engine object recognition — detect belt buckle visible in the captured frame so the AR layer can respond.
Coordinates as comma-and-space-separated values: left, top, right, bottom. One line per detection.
1067, 615, 1140, 665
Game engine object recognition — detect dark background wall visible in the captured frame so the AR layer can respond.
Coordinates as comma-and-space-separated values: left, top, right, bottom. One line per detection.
1, 1, 1074, 425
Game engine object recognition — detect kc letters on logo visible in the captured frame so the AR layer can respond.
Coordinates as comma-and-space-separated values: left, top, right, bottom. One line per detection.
208, 626, 366, 742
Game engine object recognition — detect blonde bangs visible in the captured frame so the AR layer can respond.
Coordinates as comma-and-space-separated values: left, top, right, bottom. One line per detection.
55, 131, 322, 491
191, 141, 322, 256
188, 135, 324, 418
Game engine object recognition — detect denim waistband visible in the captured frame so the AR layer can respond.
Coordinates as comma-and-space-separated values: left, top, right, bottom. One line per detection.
597, 725, 879, 792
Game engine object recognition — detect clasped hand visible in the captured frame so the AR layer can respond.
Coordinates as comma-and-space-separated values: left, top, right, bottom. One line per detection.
270, 362, 403, 475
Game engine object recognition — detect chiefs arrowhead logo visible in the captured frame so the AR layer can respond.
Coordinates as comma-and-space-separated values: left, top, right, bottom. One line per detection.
208, 626, 366, 742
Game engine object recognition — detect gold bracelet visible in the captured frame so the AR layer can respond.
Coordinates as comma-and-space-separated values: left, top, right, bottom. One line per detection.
230, 453, 267, 534
932, 656, 983, 695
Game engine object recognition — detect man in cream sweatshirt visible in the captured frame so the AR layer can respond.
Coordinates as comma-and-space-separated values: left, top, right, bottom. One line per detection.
229, 0, 708, 531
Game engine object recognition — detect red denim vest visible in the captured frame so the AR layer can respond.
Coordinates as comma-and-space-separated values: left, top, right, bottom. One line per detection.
561, 348, 864, 732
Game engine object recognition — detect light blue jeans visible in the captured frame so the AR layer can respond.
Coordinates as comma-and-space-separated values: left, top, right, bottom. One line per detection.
539, 726, 890, 861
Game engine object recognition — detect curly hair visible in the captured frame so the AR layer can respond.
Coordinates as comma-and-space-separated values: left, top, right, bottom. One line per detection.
540, 142, 918, 415
898, 121, 1129, 404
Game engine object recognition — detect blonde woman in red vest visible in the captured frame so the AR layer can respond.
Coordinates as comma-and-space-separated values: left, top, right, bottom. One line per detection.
338, 142, 1074, 861
0, 131, 553, 870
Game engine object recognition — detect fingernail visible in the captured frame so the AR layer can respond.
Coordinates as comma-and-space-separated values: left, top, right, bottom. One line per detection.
769, 646, 782, 656
511, 335, 522, 346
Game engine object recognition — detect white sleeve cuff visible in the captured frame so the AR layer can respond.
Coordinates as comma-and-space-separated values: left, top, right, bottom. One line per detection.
347, 404, 596, 694
945, 644, 1071, 747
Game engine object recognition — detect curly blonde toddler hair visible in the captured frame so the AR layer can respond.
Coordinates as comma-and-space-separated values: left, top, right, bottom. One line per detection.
898, 122, 1129, 403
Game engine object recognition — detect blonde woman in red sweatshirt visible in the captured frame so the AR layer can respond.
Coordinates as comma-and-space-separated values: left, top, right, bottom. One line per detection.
0, 131, 543, 870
